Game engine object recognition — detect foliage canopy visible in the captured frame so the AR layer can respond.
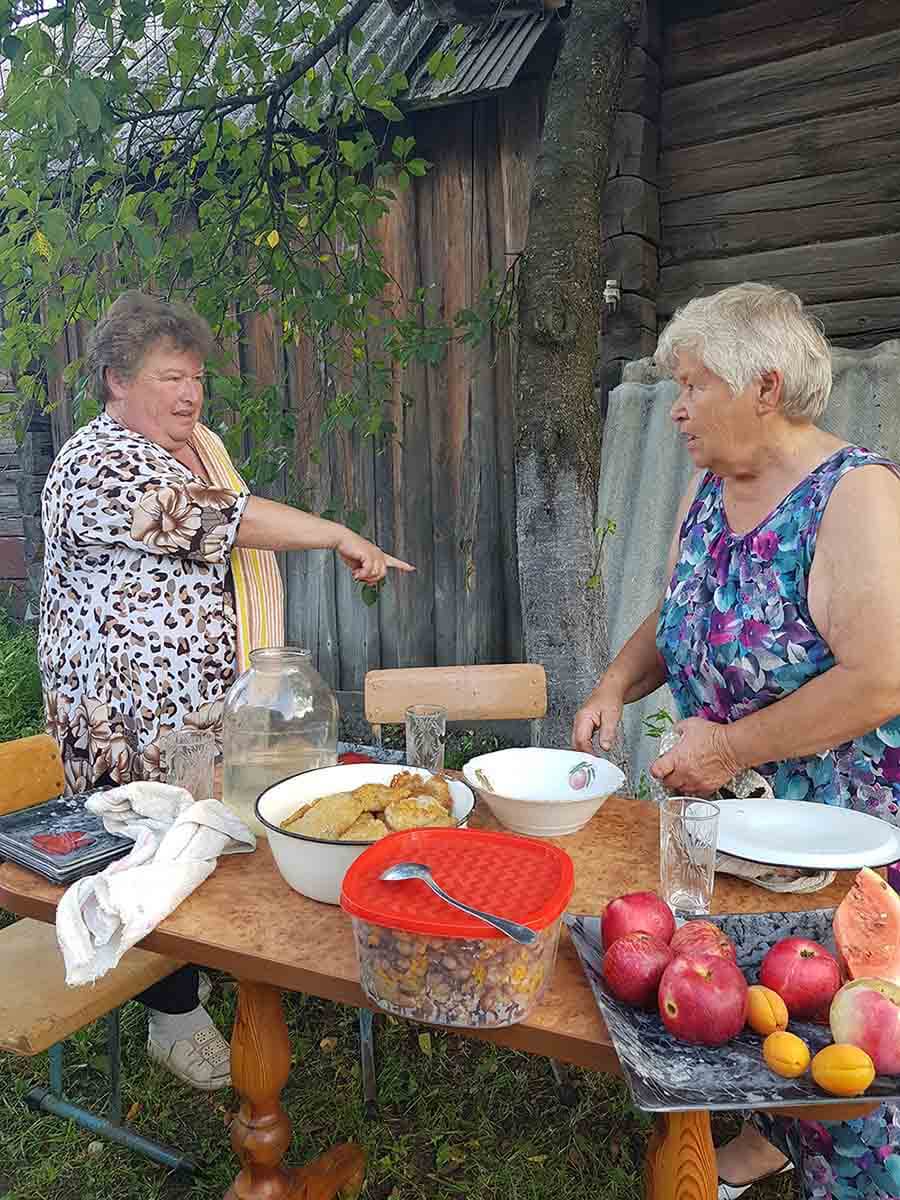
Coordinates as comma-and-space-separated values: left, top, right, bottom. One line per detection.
0, 0, 503, 485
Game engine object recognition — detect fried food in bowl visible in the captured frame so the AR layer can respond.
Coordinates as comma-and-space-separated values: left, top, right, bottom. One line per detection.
255, 764, 475, 905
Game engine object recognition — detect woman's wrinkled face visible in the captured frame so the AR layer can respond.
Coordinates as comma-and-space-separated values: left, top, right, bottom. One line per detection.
669, 349, 759, 475
106, 341, 205, 452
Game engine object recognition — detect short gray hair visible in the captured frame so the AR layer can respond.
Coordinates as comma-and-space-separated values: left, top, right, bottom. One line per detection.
655, 283, 832, 420
87, 291, 215, 404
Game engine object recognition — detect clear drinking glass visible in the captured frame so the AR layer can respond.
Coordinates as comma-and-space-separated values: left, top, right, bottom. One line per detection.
659, 796, 720, 919
158, 728, 216, 802
405, 704, 447, 771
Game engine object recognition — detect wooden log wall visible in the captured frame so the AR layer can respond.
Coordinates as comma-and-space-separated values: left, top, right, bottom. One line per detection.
285, 85, 544, 692
598, 0, 663, 399
658, 0, 900, 346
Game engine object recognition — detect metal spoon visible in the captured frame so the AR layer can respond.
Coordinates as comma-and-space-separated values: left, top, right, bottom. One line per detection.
379, 862, 538, 945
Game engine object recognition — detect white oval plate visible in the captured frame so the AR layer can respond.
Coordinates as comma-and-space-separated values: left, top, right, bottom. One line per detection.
716, 797, 900, 869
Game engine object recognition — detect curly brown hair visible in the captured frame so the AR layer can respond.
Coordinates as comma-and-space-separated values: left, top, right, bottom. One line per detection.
87, 291, 215, 404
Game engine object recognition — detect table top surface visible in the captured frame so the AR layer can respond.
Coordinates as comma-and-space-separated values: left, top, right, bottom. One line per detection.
0, 795, 856, 1072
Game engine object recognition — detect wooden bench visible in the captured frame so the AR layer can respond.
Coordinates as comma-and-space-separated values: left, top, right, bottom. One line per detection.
0, 918, 181, 1056
0, 734, 194, 1171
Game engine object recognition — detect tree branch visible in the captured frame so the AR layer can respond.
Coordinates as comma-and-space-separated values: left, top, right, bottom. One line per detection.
115, 0, 378, 126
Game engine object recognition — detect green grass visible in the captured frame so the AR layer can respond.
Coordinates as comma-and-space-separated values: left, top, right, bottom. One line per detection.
0, 617, 43, 742
0, 626, 795, 1199
0, 978, 797, 1200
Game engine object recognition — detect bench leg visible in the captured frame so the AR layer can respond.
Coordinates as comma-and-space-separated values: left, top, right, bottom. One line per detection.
106, 1009, 122, 1124
23, 1007, 196, 1174
24, 1088, 197, 1172
358, 1008, 377, 1114
644, 1109, 716, 1200
48, 1042, 63, 1098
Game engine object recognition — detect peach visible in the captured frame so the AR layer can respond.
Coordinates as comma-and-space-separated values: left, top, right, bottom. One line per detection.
829, 977, 900, 1075
746, 985, 789, 1036
811, 1044, 875, 1097
763, 1031, 811, 1078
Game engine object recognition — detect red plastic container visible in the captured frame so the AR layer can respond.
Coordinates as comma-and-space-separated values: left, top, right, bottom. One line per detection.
340, 827, 574, 1028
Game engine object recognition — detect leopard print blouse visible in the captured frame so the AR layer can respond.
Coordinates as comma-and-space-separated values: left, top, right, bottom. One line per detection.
39, 411, 249, 792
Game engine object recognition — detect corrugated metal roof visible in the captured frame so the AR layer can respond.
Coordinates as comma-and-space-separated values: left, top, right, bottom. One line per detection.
404, 12, 549, 107
20, 0, 552, 126
317, 0, 554, 111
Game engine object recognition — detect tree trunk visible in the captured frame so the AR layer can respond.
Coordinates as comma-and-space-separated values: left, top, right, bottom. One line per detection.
515, 0, 643, 749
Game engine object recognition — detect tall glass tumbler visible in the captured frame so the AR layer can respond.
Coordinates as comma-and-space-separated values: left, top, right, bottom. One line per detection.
405, 705, 447, 771
158, 728, 216, 802
659, 796, 720, 919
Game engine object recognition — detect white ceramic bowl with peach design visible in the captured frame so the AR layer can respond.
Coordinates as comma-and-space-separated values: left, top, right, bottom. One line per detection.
462, 748, 625, 837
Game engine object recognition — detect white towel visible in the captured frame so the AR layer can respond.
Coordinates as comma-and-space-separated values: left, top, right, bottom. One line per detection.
56, 782, 255, 986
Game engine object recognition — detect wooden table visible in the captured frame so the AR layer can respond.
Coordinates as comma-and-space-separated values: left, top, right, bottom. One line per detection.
0, 796, 858, 1200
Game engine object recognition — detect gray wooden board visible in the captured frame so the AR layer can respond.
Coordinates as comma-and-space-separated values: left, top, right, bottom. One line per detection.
665, 0, 899, 88
660, 102, 900, 202
566, 909, 900, 1114
661, 28, 900, 149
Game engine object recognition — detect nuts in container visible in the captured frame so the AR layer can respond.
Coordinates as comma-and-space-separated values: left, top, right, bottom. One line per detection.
340, 827, 574, 1029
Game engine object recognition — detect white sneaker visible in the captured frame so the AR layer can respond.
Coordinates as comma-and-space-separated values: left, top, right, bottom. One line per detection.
148, 1024, 232, 1091
718, 1163, 793, 1199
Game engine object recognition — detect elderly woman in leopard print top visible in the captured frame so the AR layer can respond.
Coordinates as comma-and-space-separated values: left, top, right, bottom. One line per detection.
38, 291, 414, 1091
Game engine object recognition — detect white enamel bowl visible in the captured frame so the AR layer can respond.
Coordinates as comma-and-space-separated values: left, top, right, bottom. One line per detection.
255, 763, 475, 905
462, 747, 625, 837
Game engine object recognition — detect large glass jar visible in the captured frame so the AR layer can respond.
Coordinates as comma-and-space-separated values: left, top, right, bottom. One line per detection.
222, 647, 338, 836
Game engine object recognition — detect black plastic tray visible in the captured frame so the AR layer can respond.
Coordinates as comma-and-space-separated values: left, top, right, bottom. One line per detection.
566, 909, 900, 1113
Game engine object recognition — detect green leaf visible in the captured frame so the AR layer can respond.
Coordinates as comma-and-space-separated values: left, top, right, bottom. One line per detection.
349, 25, 364, 45
418, 1032, 432, 1057
361, 584, 381, 607
1, 35, 23, 59
338, 140, 358, 167
68, 79, 102, 133
406, 158, 428, 177
2, 189, 30, 212
42, 8, 69, 27
128, 223, 158, 260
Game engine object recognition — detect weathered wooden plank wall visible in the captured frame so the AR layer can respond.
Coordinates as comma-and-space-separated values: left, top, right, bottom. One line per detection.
658, 0, 900, 346
285, 85, 544, 692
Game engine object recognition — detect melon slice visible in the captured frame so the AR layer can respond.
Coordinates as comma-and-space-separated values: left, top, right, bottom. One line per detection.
833, 867, 900, 986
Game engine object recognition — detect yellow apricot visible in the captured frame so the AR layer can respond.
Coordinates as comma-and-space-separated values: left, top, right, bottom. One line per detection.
747, 985, 789, 1036
763, 1031, 811, 1078
811, 1045, 876, 1098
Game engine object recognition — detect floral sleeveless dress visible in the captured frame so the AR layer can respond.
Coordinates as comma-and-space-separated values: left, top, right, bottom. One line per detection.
656, 445, 900, 1200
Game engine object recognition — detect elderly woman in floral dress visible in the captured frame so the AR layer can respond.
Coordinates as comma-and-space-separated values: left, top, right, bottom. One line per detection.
573, 284, 900, 1200
39, 291, 413, 1091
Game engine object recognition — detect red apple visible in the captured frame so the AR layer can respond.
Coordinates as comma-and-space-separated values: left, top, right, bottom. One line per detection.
601, 891, 676, 949
670, 920, 737, 963
658, 952, 749, 1046
759, 937, 842, 1020
829, 978, 900, 1074
602, 932, 674, 1009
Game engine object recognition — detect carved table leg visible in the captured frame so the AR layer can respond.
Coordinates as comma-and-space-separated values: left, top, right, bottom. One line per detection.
644, 1109, 716, 1200
225, 979, 366, 1200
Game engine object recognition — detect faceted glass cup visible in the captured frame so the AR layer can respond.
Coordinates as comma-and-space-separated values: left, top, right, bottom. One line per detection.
659, 796, 720, 920
405, 704, 447, 772
158, 728, 216, 802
